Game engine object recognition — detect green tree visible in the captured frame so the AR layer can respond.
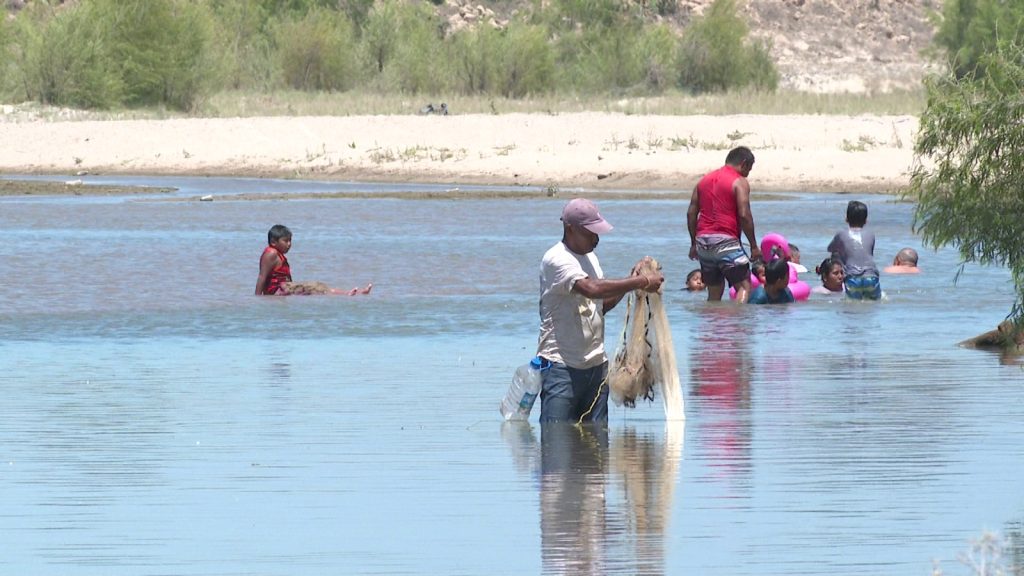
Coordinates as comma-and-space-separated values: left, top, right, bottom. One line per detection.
906, 45, 1024, 335
676, 0, 778, 94
933, 0, 1024, 80
275, 7, 359, 91
98, 0, 217, 110
7, 1, 123, 108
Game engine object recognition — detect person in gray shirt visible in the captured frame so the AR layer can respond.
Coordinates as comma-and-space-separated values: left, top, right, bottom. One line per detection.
827, 201, 881, 300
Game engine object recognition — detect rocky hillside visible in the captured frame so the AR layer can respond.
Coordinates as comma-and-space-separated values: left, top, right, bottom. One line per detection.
439, 0, 941, 93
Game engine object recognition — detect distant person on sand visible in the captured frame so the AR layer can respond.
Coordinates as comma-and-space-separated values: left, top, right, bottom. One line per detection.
883, 247, 920, 274
687, 146, 761, 302
537, 198, 664, 424
255, 224, 372, 296
827, 201, 881, 300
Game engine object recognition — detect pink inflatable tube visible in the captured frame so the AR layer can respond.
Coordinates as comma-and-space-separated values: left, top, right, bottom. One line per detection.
728, 232, 810, 300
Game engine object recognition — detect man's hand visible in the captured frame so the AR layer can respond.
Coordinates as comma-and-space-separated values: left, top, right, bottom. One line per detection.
749, 246, 762, 262
688, 245, 698, 260
642, 273, 665, 293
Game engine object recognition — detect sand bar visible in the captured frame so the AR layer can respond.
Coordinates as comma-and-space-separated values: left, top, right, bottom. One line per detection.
0, 113, 918, 194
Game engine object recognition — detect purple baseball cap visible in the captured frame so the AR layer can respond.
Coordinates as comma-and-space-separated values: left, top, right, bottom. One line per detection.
561, 198, 613, 234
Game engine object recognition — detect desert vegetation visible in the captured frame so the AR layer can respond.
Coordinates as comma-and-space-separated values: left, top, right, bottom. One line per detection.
0, 0, 779, 112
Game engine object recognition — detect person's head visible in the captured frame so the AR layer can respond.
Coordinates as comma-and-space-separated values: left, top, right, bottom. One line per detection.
789, 243, 801, 264
751, 259, 767, 285
764, 258, 790, 291
893, 247, 919, 267
846, 201, 868, 227
560, 198, 612, 254
686, 269, 705, 291
816, 255, 845, 292
725, 146, 755, 177
267, 224, 292, 253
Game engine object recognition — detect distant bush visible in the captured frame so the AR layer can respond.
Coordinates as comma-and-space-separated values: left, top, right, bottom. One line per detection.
676, 0, 778, 94
495, 23, 556, 97
97, 0, 218, 110
7, 2, 123, 108
448, 26, 502, 95
275, 8, 359, 92
0, 0, 783, 107
933, 0, 1024, 79
209, 0, 276, 91
358, 0, 449, 95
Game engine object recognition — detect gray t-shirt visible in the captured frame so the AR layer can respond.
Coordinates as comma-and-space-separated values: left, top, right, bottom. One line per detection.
827, 227, 879, 278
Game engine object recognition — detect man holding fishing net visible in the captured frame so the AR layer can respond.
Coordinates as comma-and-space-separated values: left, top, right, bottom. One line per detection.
537, 198, 664, 424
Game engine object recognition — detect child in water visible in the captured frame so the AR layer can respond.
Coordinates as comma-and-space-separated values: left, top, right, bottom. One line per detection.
827, 201, 881, 300
788, 243, 809, 274
812, 255, 845, 295
685, 269, 706, 292
748, 258, 794, 304
255, 224, 372, 296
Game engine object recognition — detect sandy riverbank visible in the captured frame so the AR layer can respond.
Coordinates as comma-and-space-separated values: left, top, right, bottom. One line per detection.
0, 113, 918, 194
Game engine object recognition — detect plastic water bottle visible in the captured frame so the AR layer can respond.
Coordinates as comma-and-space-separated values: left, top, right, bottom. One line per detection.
500, 357, 544, 421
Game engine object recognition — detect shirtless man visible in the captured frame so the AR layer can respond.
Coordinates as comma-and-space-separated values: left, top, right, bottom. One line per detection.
883, 247, 920, 274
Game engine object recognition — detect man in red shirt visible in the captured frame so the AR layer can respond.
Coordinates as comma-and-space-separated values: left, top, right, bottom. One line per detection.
687, 146, 761, 302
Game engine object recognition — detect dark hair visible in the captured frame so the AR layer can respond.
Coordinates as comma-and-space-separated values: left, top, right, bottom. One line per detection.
268, 224, 292, 244
751, 258, 766, 277
816, 255, 842, 281
765, 258, 789, 284
846, 201, 868, 227
725, 146, 754, 167
686, 269, 701, 283
788, 243, 800, 253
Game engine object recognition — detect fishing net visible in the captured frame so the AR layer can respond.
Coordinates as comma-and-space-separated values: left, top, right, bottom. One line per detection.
280, 281, 336, 295
607, 259, 684, 420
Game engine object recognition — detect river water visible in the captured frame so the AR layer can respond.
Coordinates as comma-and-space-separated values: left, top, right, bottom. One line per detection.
2, 176, 1022, 576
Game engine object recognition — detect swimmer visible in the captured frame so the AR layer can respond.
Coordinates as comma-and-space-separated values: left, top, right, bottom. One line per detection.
748, 258, 794, 304
883, 247, 920, 274
788, 243, 809, 273
685, 269, 706, 292
812, 255, 845, 295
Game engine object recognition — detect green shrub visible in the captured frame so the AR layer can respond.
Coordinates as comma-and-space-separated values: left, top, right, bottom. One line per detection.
934, 0, 1024, 79
275, 8, 359, 91
448, 26, 502, 95
7, 2, 123, 108
638, 24, 679, 92
208, 0, 276, 91
358, 0, 446, 94
96, 0, 218, 110
676, 0, 778, 93
495, 23, 555, 97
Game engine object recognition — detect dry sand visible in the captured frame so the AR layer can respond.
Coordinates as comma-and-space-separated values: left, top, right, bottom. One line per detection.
0, 113, 918, 194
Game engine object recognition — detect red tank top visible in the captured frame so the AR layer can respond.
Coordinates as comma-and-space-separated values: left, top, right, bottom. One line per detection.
262, 246, 292, 295
695, 165, 742, 238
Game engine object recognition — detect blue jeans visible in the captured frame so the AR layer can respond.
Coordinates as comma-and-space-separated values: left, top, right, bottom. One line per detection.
539, 360, 609, 424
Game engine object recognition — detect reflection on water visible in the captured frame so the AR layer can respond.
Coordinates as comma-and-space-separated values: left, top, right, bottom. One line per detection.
690, 306, 754, 494
4, 178, 1024, 575
538, 422, 684, 576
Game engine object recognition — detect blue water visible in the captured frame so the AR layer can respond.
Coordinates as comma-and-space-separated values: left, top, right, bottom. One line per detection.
2, 177, 1022, 576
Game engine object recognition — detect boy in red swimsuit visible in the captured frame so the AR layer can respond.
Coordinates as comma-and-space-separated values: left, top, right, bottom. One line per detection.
255, 224, 372, 296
